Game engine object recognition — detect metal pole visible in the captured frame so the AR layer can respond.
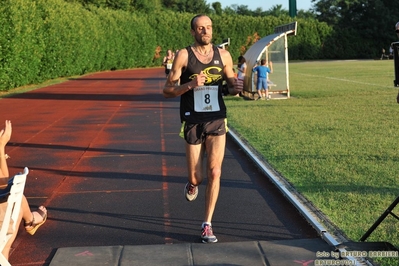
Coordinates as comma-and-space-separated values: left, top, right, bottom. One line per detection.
393, 42, 399, 87
284, 34, 290, 98
288, 0, 297, 18
360, 195, 399, 241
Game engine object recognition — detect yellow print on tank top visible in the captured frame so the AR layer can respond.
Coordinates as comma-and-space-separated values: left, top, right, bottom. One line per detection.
189, 66, 223, 85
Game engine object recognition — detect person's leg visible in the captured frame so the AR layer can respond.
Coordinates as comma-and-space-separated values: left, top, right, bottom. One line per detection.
185, 143, 205, 187
1, 202, 23, 260
183, 121, 206, 201
21, 196, 47, 235
203, 134, 226, 223
199, 133, 225, 243
1, 195, 46, 260
261, 78, 267, 98
256, 79, 263, 99
184, 141, 205, 201
21, 196, 43, 224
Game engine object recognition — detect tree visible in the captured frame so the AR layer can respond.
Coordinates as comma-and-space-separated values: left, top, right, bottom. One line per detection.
296, 9, 316, 19
311, 0, 350, 25
313, 0, 399, 35
132, 0, 162, 12
252, 7, 264, 17
235, 5, 252, 16
106, 0, 130, 11
222, 6, 236, 16
64, 0, 106, 8
173, 0, 211, 13
264, 5, 288, 17
211, 2, 222, 16
313, 0, 399, 57
162, 0, 179, 10
224, 4, 252, 16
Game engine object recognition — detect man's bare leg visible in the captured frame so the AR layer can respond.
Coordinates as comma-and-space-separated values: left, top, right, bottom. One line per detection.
203, 134, 225, 223
185, 143, 205, 186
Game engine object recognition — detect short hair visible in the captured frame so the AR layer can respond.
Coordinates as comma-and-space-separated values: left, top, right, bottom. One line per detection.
190, 14, 211, 30
238, 56, 246, 63
261, 59, 266, 65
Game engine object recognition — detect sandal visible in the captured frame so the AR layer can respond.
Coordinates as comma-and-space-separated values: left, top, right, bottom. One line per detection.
24, 206, 47, 236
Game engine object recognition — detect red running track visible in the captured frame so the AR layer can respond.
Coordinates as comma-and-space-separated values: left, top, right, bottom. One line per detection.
1, 68, 318, 265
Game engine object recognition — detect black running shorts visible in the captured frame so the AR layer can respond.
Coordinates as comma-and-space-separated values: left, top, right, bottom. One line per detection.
180, 118, 228, 145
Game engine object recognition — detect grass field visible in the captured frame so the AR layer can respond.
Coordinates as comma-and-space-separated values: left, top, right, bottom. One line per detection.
224, 60, 399, 266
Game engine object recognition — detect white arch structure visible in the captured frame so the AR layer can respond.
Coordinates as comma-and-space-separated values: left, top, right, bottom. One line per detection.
242, 22, 297, 100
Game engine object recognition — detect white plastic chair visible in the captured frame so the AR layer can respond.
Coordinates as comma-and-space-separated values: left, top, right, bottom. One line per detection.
0, 167, 29, 266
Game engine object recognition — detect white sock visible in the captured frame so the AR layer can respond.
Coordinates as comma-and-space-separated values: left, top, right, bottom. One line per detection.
202, 222, 211, 228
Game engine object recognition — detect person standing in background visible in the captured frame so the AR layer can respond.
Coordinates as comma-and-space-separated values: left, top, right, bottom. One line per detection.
236, 56, 247, 97
162, 49, 174, 77
252, 59, 273, 100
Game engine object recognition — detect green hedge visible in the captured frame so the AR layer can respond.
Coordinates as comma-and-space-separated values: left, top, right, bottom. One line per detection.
0, 0, 347, 91
0, 0, 156, 91
145, 12, 332, 66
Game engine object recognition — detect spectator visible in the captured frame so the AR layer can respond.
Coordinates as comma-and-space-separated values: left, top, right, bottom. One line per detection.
381, 48, 389, 60
252, 59, 273, 100
0, 120, 47, 261
236, 56, 246, 97
237, 56, 247, 81
162, 49, 174, 77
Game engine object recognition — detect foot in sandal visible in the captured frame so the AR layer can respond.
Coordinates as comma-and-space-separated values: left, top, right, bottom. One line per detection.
24, 206, 47, 235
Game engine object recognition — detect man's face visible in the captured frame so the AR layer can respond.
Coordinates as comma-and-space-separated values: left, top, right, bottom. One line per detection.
191, 16, 213, 45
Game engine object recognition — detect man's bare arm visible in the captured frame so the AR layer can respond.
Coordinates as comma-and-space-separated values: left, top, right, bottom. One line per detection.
163, 49, 207, 98
220, 49, 243, 95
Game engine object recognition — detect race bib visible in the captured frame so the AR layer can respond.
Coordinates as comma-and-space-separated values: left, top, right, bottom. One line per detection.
166, 63, 172, 69
193, 86, 220, 112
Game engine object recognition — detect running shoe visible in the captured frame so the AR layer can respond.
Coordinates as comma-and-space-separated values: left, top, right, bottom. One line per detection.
201, 224, 218, 243
184, 182, 198, 201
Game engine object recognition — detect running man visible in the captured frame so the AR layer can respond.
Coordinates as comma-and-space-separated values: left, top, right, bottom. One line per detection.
163, 14, 242, 243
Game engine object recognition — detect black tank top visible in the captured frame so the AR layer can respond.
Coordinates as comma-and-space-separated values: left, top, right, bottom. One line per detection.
179, 45, 226, 123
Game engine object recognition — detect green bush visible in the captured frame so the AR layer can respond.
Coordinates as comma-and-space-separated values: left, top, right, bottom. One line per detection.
0, 0, 46, 89
0, 0, 339, 91
0, 0, 157, 91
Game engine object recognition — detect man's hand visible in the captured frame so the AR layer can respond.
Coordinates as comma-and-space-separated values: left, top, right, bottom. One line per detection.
194, 71, 207, 87
226, 77, 243, 95
235, 78, 243, 92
